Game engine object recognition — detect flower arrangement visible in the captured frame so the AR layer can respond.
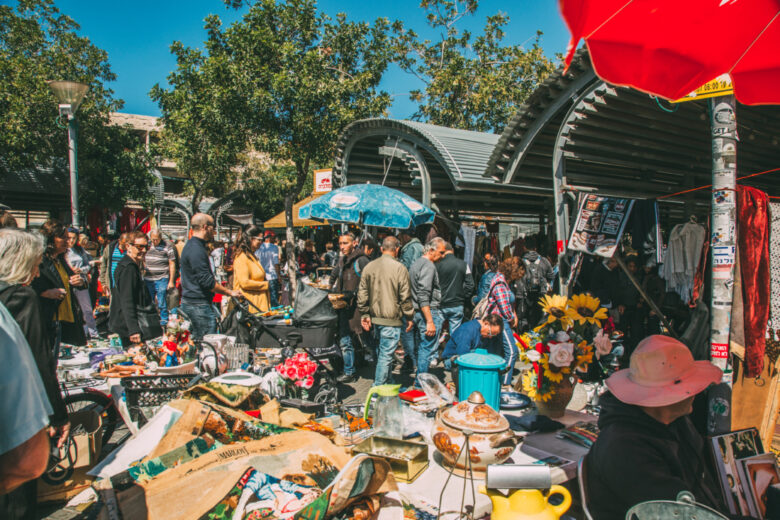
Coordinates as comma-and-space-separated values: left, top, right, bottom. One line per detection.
275, 352, 317, 399
518, 293, 613, 402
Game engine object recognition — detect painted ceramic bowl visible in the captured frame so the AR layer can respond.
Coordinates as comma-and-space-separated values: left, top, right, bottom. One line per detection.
431, 391, 520, 471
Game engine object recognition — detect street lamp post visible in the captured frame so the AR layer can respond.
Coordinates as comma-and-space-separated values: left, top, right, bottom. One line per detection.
47, 80, 89, 228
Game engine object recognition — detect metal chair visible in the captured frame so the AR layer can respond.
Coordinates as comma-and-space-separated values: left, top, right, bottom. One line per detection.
577, 456, 595, 520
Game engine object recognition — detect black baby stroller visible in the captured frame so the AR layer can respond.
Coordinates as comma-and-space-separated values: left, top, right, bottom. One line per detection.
220, 284, 341, 405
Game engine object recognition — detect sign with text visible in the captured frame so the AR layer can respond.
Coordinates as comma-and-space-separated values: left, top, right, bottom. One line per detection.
671, 74, 733, 103
568, 194, 635, 258
314, 169, 332, 193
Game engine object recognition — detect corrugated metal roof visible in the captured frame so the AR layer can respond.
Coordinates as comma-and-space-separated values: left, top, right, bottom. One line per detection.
336, 118, 499, 185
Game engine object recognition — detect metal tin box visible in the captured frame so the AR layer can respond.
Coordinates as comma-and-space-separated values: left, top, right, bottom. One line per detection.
352, 436, 429, 483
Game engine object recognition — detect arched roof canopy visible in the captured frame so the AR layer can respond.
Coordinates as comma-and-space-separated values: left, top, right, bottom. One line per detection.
333, 118, 552, 223
486, 49, 780, 224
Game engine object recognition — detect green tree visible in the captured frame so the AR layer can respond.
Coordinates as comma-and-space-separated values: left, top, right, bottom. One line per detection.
193, 0, 396, 285
396, 0, 557, 133
0, 0, 155, 215
150, 36, 248, 213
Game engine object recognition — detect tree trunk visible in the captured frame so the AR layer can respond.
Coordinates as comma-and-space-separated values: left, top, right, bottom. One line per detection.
191, 188, 202, 216
284, 191, 296, 302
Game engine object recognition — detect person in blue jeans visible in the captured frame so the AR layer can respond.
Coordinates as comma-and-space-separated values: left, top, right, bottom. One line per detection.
357, 237, 414, 385
143, 229, 176, 326
256, 231, 281, 308
179, 214, 241, 340
408, 237, 447, 382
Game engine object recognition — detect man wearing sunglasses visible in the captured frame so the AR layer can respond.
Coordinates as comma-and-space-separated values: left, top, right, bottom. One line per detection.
441, 314, 504, 370
180, 213, 241, 340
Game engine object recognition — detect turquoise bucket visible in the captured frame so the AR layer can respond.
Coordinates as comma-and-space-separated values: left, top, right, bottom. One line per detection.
455, 348, 505, 411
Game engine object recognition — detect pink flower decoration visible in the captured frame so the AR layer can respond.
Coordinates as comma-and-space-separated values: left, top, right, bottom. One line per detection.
286, 367, 298, 380
303, 376, 314, 389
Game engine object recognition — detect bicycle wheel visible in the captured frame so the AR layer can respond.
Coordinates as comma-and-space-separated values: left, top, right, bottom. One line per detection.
64, 391, 121, 447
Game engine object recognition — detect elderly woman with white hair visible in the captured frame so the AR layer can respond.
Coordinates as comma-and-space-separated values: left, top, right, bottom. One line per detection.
0, 228, 69, 520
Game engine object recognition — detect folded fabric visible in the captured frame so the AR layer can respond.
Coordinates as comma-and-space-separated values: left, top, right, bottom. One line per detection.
506, 414, 564, 433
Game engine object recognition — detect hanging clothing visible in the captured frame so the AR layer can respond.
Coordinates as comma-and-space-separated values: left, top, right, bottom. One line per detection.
658, 222, 706, 304
737, 186, 770, 377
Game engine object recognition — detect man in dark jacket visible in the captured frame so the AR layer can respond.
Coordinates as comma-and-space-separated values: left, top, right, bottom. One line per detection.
330, 233, 370, 383
179, 214, 241, 340
586, 335, 726, 520
436, 242, 474, 336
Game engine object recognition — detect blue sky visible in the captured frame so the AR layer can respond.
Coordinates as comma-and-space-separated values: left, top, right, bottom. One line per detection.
54, 0, 570, 119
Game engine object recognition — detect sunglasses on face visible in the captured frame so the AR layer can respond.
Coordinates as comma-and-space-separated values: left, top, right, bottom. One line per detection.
132, 243, 149, 250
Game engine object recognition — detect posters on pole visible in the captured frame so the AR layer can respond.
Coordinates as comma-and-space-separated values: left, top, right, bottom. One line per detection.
567, 194, 635, 258
314, 169, 332, 193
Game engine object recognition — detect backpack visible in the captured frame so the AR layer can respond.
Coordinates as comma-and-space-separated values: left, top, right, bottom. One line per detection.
523, 257, 547, 293
471, 279, 504, 320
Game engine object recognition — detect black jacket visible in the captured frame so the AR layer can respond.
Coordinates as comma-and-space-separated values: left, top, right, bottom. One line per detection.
436, 253, 474, 308
0, 283, 68, 425
180, 237, 215, 304
588, 261, 620, 307
30, 254, 86, 347
109, 256, 152, 338
585, 393, 725, 520
332, 249, 369, 334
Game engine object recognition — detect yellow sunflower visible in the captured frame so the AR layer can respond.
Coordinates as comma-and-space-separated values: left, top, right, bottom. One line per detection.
522, 372, 554, 402
534, 294, 573, 331
541, 359, 569, 382
567, 293, 608, 326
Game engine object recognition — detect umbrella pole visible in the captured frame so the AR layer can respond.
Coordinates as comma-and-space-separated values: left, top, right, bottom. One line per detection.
707, 94, 737, 435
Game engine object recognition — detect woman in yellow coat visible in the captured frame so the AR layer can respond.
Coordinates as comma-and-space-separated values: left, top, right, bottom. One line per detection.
232, 225, 270, 312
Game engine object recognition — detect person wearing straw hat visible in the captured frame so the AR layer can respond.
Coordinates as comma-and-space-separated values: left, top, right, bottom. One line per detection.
585, 335, 731, 520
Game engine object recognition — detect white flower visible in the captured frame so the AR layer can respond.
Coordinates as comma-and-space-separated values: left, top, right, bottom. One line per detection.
526, 350, 541, 362
549, 342, 574, 368
594, 330, 613, 359
554, 331, 570, 343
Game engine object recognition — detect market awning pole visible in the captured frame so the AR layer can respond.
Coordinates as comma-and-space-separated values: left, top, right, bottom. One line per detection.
552, 157, 570, 296
707, 94, 737, 435
614, 256, 678, 340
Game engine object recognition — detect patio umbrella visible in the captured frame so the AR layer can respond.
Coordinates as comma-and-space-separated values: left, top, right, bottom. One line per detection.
298, 184, 435, 229
560, 0, 780, 105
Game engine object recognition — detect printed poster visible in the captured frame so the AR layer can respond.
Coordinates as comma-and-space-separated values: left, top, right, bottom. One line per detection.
567, 194, 635, 258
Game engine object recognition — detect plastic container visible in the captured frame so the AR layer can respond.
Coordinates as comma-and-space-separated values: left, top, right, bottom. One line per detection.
455, 348, 505, 411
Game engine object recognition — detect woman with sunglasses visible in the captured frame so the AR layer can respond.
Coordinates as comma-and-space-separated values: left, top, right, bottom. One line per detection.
109, 231, 154, 347
31, 219, 87, 357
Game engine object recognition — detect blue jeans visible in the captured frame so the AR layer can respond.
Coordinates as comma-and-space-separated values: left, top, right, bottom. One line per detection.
179, 302, 218, 341
145, 277, 170, 325
374, 325, 401, 385
399, 326, 416, 369
338, 316, 355, 376
268, 278, 280, 308
440, 306, 464, 334
500, 320, 518, 385
413, 309, 443, 378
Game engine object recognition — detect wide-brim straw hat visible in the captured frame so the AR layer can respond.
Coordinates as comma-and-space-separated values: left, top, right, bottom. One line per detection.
606, 335, 722, 407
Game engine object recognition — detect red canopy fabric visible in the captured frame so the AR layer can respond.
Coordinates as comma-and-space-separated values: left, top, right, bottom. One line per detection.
560, 0, 780, 105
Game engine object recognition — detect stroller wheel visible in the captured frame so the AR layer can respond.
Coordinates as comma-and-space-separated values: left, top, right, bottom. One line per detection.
312, 382, 337, 405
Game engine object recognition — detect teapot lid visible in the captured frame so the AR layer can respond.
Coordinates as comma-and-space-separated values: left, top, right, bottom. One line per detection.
441, 391, 509, 433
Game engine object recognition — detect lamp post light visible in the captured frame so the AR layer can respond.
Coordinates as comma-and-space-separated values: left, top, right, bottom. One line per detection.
48, 80, 89, 228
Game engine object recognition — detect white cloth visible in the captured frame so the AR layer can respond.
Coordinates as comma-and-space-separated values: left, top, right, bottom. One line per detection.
659, 222, 706, 304
0, 302, 53, 454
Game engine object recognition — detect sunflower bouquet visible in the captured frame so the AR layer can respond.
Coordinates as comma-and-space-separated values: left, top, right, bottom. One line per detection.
517, 293, 613, 402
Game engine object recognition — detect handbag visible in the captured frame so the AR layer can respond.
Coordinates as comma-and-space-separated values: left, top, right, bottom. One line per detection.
166, 286, 180, 311
136, 304, 163, 340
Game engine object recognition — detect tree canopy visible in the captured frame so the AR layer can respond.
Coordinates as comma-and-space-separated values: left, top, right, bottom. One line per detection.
0, 0, 155, 214
396, 0, 557, 133
155, 0, 397, 279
